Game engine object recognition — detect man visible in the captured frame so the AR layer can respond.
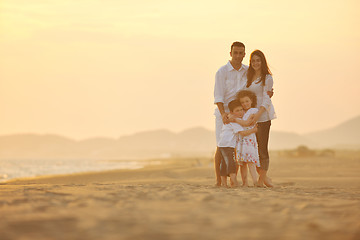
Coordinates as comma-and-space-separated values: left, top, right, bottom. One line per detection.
213, 41, 248, 186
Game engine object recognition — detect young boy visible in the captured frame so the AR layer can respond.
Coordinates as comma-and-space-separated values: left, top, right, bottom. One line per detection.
218, 100, 258, 187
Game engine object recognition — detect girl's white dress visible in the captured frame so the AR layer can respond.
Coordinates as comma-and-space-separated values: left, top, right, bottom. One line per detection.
235, 108, 260, 167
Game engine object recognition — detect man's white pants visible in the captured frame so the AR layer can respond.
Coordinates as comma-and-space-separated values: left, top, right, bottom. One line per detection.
215, 111, 224, 146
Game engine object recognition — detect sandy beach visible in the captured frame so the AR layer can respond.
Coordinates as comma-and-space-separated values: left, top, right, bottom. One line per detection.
1, 154, 359, 240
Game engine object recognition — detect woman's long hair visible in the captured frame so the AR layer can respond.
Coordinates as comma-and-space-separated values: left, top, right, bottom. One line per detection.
246, 50, 272, 87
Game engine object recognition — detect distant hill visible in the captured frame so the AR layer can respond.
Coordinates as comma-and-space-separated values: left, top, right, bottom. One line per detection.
269, 115, 360, 149
304, 115, 360, 148
0, 116, 359, 159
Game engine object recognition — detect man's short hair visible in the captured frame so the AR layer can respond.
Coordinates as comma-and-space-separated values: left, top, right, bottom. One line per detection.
231, 41, 245, 52
228, 100, 242, 112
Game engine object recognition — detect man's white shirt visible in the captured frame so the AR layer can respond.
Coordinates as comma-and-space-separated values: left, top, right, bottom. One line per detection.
214, 61, 248, 114
214, 61, 248, 145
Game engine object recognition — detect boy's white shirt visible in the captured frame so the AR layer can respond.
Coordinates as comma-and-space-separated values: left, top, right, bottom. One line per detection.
217, 121, 244, 148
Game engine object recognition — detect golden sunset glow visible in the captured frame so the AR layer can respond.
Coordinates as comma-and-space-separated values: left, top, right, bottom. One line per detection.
1, 0, 360, 139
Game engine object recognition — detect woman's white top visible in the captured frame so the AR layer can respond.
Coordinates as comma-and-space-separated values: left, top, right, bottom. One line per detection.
244, 74, 276, 122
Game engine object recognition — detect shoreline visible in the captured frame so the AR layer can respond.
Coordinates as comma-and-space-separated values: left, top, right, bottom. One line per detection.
1, 157, 210, 185
0, 157, 172, 184
3, 155, 359, 188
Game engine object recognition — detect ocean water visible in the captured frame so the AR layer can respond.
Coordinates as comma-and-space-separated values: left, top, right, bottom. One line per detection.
0, 158, 159, 182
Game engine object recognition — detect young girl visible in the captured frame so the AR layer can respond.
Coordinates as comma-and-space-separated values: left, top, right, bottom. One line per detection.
235, 90, 260, 187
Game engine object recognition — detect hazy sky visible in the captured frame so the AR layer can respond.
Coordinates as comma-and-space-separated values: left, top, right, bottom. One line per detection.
1, 0, 359, 139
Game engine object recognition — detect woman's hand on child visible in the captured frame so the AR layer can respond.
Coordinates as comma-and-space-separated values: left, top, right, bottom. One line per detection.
267, 88, 274, 98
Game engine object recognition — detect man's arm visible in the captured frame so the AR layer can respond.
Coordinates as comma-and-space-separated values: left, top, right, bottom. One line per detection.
214, 67, 232, 124
216, 102, 230, 124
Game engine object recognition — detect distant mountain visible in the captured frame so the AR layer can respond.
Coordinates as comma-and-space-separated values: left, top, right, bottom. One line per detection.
0, 134, 76, 159
0, 116, 359, 159
304, 115, 360, 148
269, 115, 360, 149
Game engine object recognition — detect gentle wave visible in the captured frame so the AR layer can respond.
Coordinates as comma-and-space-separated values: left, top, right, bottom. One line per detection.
0, 158, 158, 182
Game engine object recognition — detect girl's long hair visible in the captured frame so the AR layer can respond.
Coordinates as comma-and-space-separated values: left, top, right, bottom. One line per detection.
236, 90, 257, 108
246, 50, 272, 87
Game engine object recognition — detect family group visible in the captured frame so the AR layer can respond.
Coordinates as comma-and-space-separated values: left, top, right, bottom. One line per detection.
214, 41, 276, 188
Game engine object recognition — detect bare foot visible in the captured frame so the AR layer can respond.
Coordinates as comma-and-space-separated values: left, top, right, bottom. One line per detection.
264, 181, 274, 188
230, 181, 239, 188
264, 177, 274, 188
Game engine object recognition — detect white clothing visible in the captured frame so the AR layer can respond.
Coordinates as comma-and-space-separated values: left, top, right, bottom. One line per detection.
214, 61, 248, 144
244, 74, 276, 122
215, 114, 224, 145
218, 123, 244, 148
235, 108, 260, 167
214, 61, 248, 112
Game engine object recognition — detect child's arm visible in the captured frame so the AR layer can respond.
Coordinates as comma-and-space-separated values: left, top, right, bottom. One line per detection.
229, 114, 255, 127
251, 108, 266, 124
238, 125, 258, 137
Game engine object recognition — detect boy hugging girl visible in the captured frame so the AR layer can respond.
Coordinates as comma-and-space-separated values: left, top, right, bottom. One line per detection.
217, 90, 260, 188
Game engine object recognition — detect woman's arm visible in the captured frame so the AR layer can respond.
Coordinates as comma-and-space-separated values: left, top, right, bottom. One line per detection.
250, 75, 274, 124
260, 75, 274, 111
251, 106, 266, 124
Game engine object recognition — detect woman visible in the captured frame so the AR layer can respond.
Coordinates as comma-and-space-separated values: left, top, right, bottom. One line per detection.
238, 49, 276, 187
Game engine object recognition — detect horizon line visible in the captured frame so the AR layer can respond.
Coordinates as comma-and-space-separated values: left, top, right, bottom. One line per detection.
0, 113, 358, 141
